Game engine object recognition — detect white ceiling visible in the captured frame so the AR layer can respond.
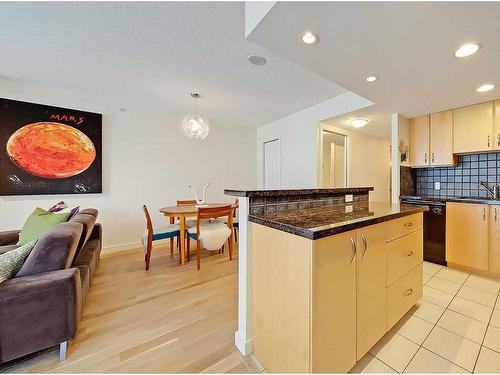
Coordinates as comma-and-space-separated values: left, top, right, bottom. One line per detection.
322, 106, 392, 141
248, 1, 500, 135
0, 2, 347, 128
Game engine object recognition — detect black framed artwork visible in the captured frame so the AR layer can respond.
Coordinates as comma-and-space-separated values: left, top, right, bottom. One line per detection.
0, 98, 102, 195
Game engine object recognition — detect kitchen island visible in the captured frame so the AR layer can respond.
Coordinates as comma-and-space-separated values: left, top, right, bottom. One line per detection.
226, 187, 426, 373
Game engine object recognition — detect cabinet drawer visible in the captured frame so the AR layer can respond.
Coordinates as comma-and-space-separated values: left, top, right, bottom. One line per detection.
386, 213, 423, 242
386, 229, 423, 286
386, 264, 423, 329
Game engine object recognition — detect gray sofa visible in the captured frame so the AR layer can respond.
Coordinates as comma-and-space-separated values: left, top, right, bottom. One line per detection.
0, 209, 102, 364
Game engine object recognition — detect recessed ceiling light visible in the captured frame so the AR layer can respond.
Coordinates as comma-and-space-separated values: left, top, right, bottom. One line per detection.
248, 55, 267, 66
477, 83, 495, 93
350, 118, 369, 128
366, 76, 378, 82
454, 43, 480, 58
301, 31, 319, 45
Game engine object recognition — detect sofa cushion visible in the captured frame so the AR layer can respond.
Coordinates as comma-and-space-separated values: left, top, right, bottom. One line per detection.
79, 208, 98, 217
0, 240, 37, 284
70, 213, 96, 256
0, 244, 18, 255
16, 222, 83, 277
17, 208, 70, 246
74, 240, 100, 277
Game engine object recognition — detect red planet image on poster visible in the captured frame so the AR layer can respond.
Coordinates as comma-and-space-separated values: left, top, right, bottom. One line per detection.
6, 122, 96, 179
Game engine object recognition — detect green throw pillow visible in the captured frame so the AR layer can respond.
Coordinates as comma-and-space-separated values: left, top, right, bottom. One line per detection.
0, 240, 38, 284
17, 207, 70, 246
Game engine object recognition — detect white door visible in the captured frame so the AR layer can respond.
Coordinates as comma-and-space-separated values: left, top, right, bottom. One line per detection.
263, 139, 280, 189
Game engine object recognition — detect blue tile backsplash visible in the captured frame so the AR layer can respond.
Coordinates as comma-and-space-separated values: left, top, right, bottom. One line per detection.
415, 153, 500, 197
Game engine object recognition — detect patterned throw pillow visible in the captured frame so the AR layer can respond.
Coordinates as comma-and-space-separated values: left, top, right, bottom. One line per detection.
0, 240, 37, 284
48, 201, 68, 212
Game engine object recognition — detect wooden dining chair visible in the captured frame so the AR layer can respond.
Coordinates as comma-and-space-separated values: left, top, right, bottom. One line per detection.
142, 205, 181, 271
173, 199, 198, 255
187, 205, 233, 270
224, 199, 239, 243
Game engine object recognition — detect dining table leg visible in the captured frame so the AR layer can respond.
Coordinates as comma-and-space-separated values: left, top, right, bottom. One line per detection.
169, 217, 175, 254
179, 215, 186, 265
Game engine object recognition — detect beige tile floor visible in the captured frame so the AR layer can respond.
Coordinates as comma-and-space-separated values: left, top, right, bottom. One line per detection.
350, 261, 500, 374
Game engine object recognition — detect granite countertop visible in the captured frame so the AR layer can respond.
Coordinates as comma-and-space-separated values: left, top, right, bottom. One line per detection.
224, 187, 374, 197
249, 202, 427, 240
401, 195, 500, 206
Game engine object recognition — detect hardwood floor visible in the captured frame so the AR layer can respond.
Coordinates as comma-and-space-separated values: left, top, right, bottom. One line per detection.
0, 243, 259, 373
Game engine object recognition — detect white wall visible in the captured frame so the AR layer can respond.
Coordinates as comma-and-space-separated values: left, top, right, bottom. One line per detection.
256, 91, 373, 188
0, 78, 257, 250
320, 123, 391, 203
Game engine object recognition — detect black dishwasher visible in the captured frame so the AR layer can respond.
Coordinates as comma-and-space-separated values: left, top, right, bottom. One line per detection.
401, 197, 447, 266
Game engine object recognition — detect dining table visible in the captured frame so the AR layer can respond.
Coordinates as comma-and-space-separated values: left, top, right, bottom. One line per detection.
159, 203, 237, 265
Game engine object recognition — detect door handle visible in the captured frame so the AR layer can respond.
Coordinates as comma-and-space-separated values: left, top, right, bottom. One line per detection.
424, 152, 427, 164
404, 250, 413, 257
483, 207, 486, 221
488, 135, 491, 148
404, 222, 413, 227
431, 152, 435, 164
361, 233, 368, 258
495, 208, 497, 222
497, 134, 500, 147
404, 288, 413, 296
350, 237, 357, 263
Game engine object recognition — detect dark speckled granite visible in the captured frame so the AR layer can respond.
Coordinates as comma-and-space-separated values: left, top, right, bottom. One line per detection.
224, 187, 374, 197
401, 195, 500, 206
249, 202, 427, 240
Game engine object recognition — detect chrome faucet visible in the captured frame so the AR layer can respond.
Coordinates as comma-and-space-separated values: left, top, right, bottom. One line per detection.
478, 181, 498, 198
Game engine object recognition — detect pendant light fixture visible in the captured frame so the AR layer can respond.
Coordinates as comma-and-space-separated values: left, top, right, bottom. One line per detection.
180, 93, 210, 140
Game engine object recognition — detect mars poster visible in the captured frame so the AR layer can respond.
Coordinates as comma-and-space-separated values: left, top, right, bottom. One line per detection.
0, 98, 102, 195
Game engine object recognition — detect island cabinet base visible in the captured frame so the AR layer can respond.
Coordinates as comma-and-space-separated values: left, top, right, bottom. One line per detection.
251, 213, 423, 373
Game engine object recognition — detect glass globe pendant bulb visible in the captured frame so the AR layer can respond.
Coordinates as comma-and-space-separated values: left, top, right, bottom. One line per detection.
180, 93, 210, 140
180, 113, 210, 140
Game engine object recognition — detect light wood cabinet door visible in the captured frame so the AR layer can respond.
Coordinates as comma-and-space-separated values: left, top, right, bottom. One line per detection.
453, 102, 494, 153
490, 206, 500, 274
409, 115, 430, 167
430, 110, 454, 165
356, 223, 386, 360
494, 100, 500, 150
312, 231, 357, 373
446, 202, 489, 271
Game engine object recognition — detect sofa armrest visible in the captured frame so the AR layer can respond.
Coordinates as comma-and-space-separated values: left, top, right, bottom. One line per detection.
0, 268, 82, 363
89, 223, 102, 242
0, 230, 20, 246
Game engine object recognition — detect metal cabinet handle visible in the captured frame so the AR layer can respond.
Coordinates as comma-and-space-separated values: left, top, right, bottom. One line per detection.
497, 134, 500, 147
483, 207, 486, 221
350, 237, 356, 263
432, 152, 435, 164
361, 233, 368, 258
404, 222, 413, 227
404, 288, 413, 296
424, 152, 427, 164
495, 208, 497, 222
404, 250, 413, 257
488, 135, 491, 148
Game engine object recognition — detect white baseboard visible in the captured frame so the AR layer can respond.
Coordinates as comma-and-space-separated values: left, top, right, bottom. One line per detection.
235, 330, 253, 356
102, 238, 172, 253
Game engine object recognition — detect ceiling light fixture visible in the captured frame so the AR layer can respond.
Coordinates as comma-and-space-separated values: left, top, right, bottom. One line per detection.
301, 31, 319, 45
476, 83, 495, 93
248, 55, 267, 66
454, 43, 480, 58
366, 76, 378, 82
350, 118, 369, 128
180, 93, 210, 140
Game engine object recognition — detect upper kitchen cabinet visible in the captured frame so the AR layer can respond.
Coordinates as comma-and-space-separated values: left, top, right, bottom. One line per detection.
430, 110, 454, 166
494, 100, 500, 150
409, 115, 429, 167
453, 101, 494, 153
